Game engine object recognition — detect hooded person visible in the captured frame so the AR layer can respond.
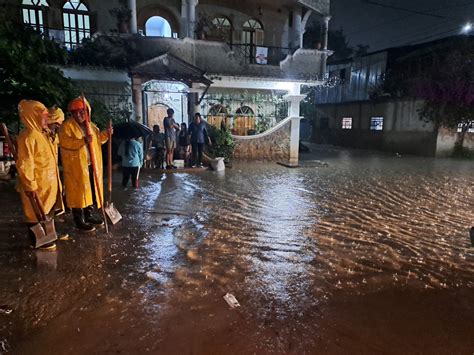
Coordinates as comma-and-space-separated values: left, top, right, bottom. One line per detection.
16, 100, 64, 250
58, 97, 112, 232
47, 106, 65, 164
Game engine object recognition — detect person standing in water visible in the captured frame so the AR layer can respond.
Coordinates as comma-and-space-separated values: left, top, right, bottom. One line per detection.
163, 108, 179, 169
118, 134, 143, 189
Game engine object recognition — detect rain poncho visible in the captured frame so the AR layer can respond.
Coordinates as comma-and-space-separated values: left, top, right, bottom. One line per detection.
47, 106, 65, 163
16, 100, 63, 223
58, 101, 108, 209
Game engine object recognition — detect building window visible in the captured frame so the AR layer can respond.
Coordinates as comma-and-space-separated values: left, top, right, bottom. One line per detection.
145, 16, 177, 38
241, 19, 264, 63
22, 0, 49, 33
457, 121, 474, 133
370, 117, 384, 131
342, 117, 352, 129
211, 16, 232, 43
63, 0, 90, 49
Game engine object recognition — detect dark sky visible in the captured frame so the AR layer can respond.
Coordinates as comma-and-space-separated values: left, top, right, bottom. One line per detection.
330, 0, 474, 51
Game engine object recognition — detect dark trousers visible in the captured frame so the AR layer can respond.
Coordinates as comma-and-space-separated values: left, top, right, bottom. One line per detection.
122, 167, 139, 188
192, 143, 204, 166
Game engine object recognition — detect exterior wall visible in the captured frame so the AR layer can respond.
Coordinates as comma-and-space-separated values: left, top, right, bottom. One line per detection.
233, 118, 291, 161
318, 51, 387, 104
314, 99, 439, 156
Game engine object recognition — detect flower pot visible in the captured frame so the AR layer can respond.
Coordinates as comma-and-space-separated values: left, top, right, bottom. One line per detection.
119, 20, 130, 34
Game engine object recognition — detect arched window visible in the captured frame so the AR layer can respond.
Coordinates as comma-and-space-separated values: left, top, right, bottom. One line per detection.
22, 0, 49, 33
211, 16, 232, 43
145, 16, 176, 37
242, 19, 264, 64
63, 0, 90, 49
242, 19, 264, 45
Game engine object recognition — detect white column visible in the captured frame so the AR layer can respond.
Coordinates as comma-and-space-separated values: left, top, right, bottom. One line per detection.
322, 16, 331, 50
187, 0, 198, 38
292, 10, 302, 49
131, 76, 143, 122
128, 0, 137, 34
284, 86, 305, 165
188, 84, 205, 122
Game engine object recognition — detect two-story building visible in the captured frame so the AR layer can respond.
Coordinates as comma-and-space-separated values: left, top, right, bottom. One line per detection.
2, 0, 333, 162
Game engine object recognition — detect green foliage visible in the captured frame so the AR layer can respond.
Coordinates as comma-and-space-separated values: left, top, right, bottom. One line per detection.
69, 35, 144, 69
207, 125, 235, 162
256, 115, 272, 133
0, 18, 78, 124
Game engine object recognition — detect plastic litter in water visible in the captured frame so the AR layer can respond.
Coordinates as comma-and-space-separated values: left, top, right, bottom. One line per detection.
146, 271, 160, 282
223, 293, 240, 308
0, 305, 13, 315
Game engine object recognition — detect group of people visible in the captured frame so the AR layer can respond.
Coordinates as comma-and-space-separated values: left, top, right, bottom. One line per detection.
15, 97, 112, 250
149, 109, 211, 169
13, 101, 212, 251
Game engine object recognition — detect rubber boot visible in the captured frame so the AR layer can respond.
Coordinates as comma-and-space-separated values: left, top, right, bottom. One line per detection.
72, 208, 95, 232
84, 206, 104, 226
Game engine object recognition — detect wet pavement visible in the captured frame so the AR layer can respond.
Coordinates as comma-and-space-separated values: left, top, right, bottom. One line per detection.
0, 146, 473, 354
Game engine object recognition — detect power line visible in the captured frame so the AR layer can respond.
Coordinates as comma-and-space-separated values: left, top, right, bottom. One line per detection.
367, 20, 454, 48
345, 0, 474, 37
362, 0, 448, 19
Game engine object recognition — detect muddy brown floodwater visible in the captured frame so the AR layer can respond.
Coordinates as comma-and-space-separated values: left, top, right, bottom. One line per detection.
0, 146, 473, 354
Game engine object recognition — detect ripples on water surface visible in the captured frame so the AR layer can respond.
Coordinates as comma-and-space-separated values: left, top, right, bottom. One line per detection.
0, 147, 473, 353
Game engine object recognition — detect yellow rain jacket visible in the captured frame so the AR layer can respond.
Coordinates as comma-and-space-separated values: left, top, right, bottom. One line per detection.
59, 117, 108, 209
16, 100, 63, 223
47, 106, 65, 163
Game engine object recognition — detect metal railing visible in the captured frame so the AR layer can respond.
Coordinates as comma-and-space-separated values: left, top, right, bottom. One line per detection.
230, 44, 294, 66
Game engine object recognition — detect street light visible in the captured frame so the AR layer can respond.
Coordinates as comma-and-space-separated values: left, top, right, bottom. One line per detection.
462, 22, 472, 33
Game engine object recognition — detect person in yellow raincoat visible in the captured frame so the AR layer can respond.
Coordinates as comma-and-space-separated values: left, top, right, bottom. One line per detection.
58, 97, 111, 232
16, 100, 64, 250
47, 106, 65, 162
47, 106, 71, 241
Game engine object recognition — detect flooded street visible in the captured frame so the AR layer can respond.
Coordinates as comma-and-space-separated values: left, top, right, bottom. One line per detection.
0, 146, 473, 354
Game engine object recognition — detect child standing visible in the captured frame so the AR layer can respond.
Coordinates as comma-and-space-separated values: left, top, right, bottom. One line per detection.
118, 135, 143, 189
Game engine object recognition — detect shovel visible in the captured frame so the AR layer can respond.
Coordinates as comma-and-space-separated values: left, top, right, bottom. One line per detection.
104, 120, 122, 225
1, 123, 57, 248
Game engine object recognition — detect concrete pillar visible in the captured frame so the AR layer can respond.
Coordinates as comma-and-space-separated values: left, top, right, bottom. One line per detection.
187, 0, 199, 38
128, 0, 137, 34
292, 10, 302, 49
284, 89, 305, 165
188, 84, 205, 123
131, 76, 143, 122
322, 16, 331, 50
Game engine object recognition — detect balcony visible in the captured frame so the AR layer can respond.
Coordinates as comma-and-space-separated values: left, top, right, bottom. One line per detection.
132, 36, 329, 80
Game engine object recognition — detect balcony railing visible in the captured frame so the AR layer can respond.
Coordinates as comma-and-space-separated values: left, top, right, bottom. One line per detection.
230, 44, 294, 66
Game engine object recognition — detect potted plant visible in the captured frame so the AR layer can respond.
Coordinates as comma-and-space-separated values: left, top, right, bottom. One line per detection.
195, 14, 213, 40
110, 0, 132, 34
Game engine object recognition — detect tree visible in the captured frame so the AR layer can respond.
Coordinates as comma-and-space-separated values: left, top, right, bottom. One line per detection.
414, 43, 474, 154
0, 18, 78, 125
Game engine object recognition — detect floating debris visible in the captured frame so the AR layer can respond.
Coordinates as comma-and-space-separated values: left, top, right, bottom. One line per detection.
223, 293, 240, 308
0, 305, 13, 315
146, 271, 160, 282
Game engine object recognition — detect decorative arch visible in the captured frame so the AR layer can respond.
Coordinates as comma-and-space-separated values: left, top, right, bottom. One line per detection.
62, 0, 90, 49
234, 106, 256, 136
22, 0, 49, 33
208, 104, 230, 129
235, 106, 254, 115
138, 5, 179, 36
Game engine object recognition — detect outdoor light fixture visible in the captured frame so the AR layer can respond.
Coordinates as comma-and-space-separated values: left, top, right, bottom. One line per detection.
462, 22, 472, 33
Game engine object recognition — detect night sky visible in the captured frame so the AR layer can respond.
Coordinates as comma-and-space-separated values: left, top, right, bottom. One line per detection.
330, 0, 474, 51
